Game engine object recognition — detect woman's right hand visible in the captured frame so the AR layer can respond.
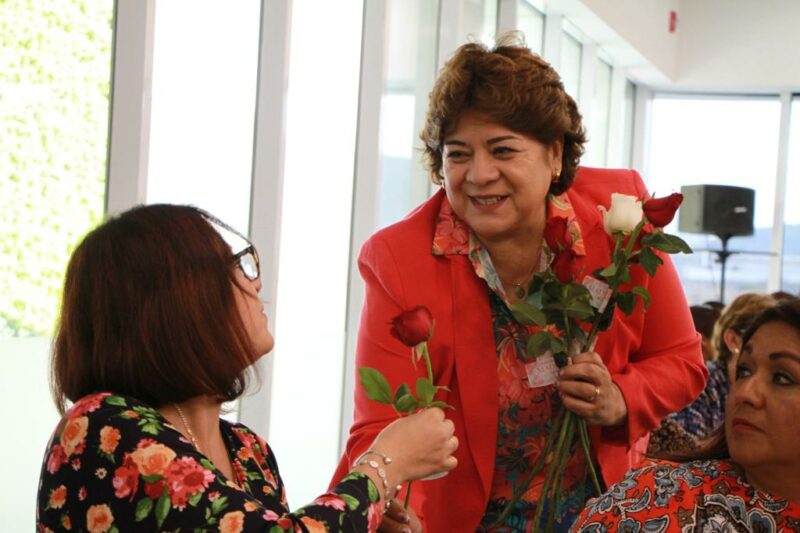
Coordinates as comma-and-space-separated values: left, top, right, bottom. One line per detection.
369, 407, 458, 483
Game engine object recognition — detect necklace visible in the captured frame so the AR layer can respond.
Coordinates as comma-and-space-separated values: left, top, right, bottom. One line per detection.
174, 403, 202, 452
173, 403, 241, 487
502, 260, 539, 299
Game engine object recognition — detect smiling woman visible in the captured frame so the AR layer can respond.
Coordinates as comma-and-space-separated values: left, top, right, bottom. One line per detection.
572, 299, 800, 531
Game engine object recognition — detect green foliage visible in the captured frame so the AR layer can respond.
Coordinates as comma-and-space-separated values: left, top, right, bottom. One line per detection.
1, 0, 113, 337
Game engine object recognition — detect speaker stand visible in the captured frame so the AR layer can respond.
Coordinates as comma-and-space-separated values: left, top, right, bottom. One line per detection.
713, 235, 735, 304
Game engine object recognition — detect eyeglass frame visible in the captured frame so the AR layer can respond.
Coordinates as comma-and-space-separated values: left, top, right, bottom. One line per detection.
231, 245, 260, 281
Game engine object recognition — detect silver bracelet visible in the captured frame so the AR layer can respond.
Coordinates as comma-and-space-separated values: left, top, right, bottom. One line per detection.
353, 450, 400, 511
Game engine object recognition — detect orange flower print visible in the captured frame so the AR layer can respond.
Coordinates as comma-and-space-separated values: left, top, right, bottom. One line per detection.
70, 393, 109, 417
99, 426, 120, 454
61, 514, 72, 530
165, 456, 215, 510
130, 442, 176, 477
244, 501, 260, 512
61, 416, 88, 457
86, 504, 114, 533
219, 510, 245, 533
48, 485, 67, 509
299, 516, 327, 533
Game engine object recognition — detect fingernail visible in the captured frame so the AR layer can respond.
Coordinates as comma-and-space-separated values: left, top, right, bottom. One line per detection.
399, 513, 409, 523
401, 528, 411, 533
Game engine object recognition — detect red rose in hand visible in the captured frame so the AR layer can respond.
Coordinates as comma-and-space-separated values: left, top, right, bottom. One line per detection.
552, 249, 580, 283
643, 193, 683, 228
390, 306, 434, 346
544, 216, 573, 252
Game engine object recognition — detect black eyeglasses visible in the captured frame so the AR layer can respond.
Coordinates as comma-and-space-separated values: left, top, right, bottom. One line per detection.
231, 245, 260, 281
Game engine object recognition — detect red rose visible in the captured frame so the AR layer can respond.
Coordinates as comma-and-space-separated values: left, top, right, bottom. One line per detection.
643, 193, 683, 228
544, 216, 573, 252
552, 249, 580, 283
389, 306, 434, 347
144, 478, 167, 500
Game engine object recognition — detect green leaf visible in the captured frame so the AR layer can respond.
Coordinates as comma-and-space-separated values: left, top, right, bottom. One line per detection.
155, 493, 170, 529
394, 383, 411, 404
527, 331, 553, 357
428, 400, 453, 409
394, 394, 418, 414
639, 247, 663, 277
565, 299, 595, 320
598, 263, 617, 278
617, 291, 637, 315
416, 378, 436, 405
134, 497, 153, 522
188, 490, 203, 507
554, 352, 569, 368
358, 367, 393, 404
509, 301, 546, 326
211, 495, 229, 515
140, 422, 161, 435
649, 233, 693, 254
664, 233, 693, 254
109, 527, 119, 533
200, 458, 216, 471
340, 493, 360, 510
366, 475, 379, 501
632, 286, 651, 309
105, 395, 126, 407
270, 526, 287, 533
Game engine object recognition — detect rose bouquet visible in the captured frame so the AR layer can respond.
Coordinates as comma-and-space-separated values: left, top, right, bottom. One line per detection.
358, 305, 451, 506
494, 192, 691, 531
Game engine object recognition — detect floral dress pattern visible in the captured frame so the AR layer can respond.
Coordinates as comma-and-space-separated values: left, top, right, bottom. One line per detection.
37, 393, 381, 532
572, 459, 800, 532
434, 194, 597, 532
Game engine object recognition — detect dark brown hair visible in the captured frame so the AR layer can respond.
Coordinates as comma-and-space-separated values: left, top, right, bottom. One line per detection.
712, 293, 777, 371
652, 299, 800, 463
421, 32, 586, 195
52, 204, 257, 413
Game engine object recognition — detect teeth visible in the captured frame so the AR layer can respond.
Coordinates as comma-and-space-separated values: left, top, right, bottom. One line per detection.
474, 196, 503, 206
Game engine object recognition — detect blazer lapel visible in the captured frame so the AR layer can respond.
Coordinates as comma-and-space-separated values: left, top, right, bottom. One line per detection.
449, 255, 498, 501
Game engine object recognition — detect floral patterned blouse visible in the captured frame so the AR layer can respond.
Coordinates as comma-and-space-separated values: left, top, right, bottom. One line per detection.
433, 195, 598, 532
37, 393, 381, 532
572, 459, 800, 532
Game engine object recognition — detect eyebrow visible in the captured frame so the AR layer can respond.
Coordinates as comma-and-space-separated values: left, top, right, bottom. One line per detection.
769, 351, 800, 364
443, 135, 522, 147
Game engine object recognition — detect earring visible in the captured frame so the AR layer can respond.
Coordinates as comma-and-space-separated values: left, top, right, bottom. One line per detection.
553, 168, 561, 181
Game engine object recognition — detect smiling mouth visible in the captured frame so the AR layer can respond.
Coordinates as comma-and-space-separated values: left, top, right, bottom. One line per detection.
471, 195, 507, 206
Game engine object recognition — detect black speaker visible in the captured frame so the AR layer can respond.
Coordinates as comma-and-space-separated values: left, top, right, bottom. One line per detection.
678, 184, 754, 239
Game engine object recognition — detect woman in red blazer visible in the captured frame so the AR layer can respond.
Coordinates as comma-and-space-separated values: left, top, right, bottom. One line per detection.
333, 34, 706, 532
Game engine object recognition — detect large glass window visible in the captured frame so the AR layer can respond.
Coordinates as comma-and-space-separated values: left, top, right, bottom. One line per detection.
0, 0, 114, 526
145, 0, 261, 233
647, 96, 783, 304
621, 80, 637, 168
560, 32, 582, 99
783, 97, 800, 294
462, 0, 498, 46
271, 0, 364, 507
378, 0, 440, 228
584, 58, 612, 166
518, 1, 545, 55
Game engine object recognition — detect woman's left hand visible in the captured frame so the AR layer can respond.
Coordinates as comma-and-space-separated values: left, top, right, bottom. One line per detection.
378, 499, 421, 533
556, 351, 627, 426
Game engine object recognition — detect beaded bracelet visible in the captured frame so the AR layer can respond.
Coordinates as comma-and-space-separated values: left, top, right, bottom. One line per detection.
353, 449, 401, 511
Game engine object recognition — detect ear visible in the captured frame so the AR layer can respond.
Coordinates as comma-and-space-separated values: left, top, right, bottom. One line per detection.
723, 328, 741, 354
550, 138, 564, 167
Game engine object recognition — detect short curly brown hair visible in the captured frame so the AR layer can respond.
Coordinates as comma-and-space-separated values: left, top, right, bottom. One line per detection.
421, 32, 586, 195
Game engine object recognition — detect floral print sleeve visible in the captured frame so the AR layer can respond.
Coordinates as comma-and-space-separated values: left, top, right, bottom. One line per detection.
37, 393, 382, 532
571, 459, 800, 532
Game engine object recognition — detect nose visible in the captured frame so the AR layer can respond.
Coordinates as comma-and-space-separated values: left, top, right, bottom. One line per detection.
732, 374, 766, 409
466, 150, 499, 186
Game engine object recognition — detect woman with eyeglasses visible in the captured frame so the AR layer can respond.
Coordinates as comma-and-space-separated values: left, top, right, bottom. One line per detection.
37, 204, 457, 532
572, 299, 800, 531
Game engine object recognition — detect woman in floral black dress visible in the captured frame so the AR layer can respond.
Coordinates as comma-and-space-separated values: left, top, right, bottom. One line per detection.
37, 204, 458, 532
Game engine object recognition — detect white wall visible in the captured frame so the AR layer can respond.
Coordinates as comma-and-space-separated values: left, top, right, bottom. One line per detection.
675, 0, 800, 90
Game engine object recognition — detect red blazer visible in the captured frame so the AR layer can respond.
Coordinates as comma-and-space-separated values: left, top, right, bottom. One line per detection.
332, 167, 706, 531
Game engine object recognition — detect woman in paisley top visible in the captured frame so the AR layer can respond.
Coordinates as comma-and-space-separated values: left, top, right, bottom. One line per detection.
572, 300, 800, 532
37, 204, 458, 532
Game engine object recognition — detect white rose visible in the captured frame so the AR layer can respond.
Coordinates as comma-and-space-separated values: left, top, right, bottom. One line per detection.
599, 193, 642, 234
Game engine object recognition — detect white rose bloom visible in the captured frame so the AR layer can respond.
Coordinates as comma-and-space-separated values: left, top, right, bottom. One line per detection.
599, 193, 642, 234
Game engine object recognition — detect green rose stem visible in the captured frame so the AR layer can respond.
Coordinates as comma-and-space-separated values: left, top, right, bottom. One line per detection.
403, 341, 435, 509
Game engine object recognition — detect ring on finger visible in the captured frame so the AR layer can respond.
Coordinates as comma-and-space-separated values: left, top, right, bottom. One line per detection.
589, 385, 600, 402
